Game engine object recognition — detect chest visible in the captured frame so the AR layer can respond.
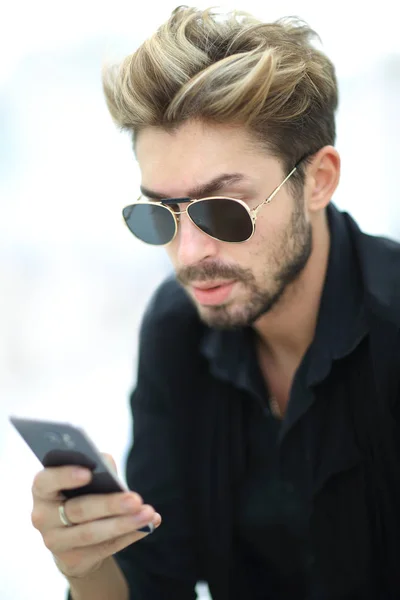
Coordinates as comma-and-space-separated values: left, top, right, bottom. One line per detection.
182, 334, 400, 598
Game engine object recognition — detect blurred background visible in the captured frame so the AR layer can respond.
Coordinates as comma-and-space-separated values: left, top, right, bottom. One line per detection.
0, 0, 399, 598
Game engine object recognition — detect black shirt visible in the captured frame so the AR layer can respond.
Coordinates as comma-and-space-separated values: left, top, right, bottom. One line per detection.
215, 204, 367, 598
110, 203, 400, 600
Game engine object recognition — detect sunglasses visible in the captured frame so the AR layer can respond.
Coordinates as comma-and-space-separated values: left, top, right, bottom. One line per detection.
122, 157, 306, 246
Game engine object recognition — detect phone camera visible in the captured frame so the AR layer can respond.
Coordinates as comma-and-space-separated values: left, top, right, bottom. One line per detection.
62, 434, 76, 449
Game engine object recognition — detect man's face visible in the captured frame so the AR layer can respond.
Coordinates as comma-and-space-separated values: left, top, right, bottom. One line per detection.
136, 120, 312, 329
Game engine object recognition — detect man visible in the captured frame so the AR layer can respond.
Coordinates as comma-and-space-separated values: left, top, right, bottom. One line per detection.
31, 6, 400, 600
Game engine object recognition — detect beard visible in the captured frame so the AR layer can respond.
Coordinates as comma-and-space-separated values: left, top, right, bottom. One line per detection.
176, 199, 313, 329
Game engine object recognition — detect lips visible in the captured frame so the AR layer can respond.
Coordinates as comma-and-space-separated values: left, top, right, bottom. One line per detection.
191, 281, 236, 306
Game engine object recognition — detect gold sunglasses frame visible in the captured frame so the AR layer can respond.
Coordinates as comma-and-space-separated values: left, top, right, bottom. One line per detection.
123, 163, 298, 246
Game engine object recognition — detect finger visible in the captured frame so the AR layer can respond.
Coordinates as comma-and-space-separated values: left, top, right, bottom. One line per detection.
44, 507, 159, 553
32, 466, 92, 501
32, 490, 144, 534
90, 516, 161, 556
53, 490, 144, 529
55, 515, 162, 575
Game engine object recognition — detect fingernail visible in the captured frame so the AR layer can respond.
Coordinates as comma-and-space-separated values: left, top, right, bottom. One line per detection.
121, 497, 136, 511
73, 468, 90, 480
121, 492, 142, 511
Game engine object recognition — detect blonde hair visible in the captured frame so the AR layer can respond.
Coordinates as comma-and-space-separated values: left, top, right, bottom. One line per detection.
102, 5, 338, 183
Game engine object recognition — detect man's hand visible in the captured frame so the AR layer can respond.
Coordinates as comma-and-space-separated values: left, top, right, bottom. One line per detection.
30, 453, 161, 579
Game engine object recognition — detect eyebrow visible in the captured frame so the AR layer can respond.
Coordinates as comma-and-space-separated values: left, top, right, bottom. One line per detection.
140, 173, 251, 200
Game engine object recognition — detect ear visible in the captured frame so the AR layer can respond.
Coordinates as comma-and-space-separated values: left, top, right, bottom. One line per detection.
305, 146, 340, 213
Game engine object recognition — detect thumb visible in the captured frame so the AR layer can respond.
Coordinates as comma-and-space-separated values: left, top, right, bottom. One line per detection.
101, 452, 118, 474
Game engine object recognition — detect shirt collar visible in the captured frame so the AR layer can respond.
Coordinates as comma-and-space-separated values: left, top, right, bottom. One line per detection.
200, 203, 368, 393
306, 203, 368, 386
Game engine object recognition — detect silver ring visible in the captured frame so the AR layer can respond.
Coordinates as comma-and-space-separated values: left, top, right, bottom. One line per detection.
58, 502, 74, 527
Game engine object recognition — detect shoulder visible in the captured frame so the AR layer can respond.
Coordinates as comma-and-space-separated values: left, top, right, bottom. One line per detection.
139, 275, 205, 359
344, 211, 400, 327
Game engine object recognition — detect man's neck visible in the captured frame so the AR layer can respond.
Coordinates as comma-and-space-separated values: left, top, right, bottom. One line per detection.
253, 213, 331, 368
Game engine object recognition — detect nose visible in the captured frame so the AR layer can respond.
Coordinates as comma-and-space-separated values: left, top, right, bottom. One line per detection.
175, 212, 219, 266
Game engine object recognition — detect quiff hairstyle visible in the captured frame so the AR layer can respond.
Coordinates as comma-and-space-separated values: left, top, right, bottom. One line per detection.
102, 5, 338, 189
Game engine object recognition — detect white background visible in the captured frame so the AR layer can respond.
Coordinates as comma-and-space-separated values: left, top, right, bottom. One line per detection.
0, 1, 399, 598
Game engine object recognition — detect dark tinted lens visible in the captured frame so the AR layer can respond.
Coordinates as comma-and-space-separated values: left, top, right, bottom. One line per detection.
122, 204, 176, 245
188, 198, 253, 242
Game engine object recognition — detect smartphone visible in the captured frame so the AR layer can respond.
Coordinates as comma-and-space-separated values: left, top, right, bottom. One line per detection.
9, 416, 153, 533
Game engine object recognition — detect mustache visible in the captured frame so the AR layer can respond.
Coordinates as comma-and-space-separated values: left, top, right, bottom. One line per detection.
177, 261, 253, 286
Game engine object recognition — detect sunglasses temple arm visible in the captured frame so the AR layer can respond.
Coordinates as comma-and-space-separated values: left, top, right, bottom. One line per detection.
252, 166, 298, 217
